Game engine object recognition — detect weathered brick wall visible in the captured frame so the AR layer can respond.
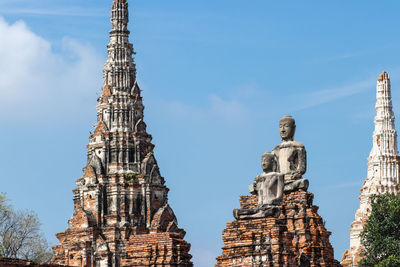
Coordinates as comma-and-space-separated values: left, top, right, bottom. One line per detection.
53, 227, 193, 267
216, 190, 341, 267
0, 257, 69, 267
122, 232, 192, 266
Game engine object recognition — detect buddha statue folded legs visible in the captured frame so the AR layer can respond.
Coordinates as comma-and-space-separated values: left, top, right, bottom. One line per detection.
233, 152, 284, 220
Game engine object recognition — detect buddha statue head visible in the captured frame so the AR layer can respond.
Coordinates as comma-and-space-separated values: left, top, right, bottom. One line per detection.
261, 152, 276, 173
279, 115, 296, 142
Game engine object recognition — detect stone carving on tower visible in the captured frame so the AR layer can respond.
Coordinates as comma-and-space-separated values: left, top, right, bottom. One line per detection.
216, 116, 340, 266
52, 1, 193, 266
342, 72, 400, 267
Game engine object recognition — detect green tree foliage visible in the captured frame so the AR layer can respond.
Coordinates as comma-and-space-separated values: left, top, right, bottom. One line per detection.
359, 193, 400, 267
0, 194, 53, 263
376, 255, 400, 267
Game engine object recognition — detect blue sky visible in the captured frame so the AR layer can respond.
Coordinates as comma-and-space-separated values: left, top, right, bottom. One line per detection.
1, 0, 400, 266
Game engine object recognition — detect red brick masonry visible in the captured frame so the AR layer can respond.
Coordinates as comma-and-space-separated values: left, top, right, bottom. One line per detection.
0, 257, 70, 267
216, 190, 341, 267
53, 225, 192, 266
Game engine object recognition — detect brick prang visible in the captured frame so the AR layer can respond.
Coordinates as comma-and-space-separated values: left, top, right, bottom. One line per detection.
52, 1, 193, 266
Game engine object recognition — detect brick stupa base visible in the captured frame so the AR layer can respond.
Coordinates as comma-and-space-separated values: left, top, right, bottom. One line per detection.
122, 232, 192, 266
216, 190, 341, 267
53, 228, 192, 266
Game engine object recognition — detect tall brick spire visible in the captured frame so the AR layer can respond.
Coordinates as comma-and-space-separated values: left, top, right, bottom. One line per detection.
52, 1, 193, 266
342, 72, 400, 266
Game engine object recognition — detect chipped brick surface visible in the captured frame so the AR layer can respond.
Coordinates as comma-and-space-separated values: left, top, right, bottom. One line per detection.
216, 190, 341, 267
0, 257, 69, 267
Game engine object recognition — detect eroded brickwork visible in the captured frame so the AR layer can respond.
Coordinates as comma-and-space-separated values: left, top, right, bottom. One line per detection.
0, 257, 68, 267
52, 0, 192, 266
121, 232, 192, 266
216, 190, 341, 267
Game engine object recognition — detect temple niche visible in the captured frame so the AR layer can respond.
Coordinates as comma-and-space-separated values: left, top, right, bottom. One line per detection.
216, 116, 340, 267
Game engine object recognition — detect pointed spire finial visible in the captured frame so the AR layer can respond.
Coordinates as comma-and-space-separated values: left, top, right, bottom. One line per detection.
377, 71, 390, 81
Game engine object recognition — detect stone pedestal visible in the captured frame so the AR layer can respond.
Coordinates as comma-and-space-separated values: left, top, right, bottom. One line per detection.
216, 190, 340, 267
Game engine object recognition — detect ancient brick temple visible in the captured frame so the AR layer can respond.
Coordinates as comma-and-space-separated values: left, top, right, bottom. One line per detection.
341, 72, 400, 267
52, 1, 192, 266
216, 116, 340, 267
216, 191, 340, 267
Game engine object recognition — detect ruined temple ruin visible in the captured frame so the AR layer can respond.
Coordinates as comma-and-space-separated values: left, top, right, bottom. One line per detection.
52, 1, 193, 266
216, 116, 340, 267
342, 72, 400, 266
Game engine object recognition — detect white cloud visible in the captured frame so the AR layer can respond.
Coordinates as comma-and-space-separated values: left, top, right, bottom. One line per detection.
0, 17, 103, 122
162, 93, 250, 124
209, 94, 248, 122
293, 78, 374, 111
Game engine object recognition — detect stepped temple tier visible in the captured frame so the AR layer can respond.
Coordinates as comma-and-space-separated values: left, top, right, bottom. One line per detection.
342, 72, 400, 267
216, 116, 340, 267
52, 0, 193, 266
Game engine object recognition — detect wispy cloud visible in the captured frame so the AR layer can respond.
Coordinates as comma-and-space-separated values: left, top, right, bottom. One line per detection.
0, 17, 103, 122
292, 67, 400, 112
309, 48, 375, 64
209, 94, 248, 122
162, 90, 251, 124
292, 78, 375, 111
